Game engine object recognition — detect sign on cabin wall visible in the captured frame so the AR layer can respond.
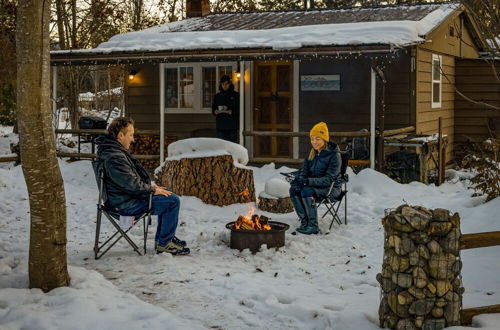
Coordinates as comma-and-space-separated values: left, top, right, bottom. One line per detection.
300, 74, 341, 91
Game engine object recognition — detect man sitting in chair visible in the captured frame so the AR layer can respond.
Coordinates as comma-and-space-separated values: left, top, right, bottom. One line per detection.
94, 117, 190, 255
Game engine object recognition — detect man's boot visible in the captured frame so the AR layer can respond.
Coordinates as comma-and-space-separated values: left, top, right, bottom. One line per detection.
290, 195, 308, 231
297, 196, 319, 235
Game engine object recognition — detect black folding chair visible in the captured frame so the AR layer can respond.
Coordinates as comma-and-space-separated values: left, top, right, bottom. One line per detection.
92, 161, 152, 260
315, 151, 349, 230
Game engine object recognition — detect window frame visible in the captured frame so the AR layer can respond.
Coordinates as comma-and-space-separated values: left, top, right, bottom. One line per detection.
431, 54, 442, 109
162, 62, 236, 114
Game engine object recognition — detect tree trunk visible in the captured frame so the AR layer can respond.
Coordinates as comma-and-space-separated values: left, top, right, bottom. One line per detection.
258, 196, 294, 214
155, 155, 256, 206
16, 0, 70, 292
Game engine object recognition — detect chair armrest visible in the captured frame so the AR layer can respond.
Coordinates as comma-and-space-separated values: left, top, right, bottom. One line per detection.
148, 193, 153, 212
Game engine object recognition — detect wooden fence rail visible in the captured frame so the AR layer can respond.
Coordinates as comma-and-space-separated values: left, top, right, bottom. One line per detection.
460, 231, 500, 325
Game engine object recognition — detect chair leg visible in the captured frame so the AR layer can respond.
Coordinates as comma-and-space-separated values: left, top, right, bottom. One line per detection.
344, 194, 347, 225
94, 207, 103, 259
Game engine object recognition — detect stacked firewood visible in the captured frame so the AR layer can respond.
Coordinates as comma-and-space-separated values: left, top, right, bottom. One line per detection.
129, 134, 176, 169
235, 214, 271, 230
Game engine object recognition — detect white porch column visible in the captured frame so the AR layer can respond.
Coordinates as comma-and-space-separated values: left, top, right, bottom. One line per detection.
239, 61, 245, 146
160, 64, 165, 165
370, 67, 376, 170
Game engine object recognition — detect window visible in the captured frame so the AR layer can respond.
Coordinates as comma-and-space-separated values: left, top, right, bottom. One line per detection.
163, 62, 236, 113
431, 54, 442, 108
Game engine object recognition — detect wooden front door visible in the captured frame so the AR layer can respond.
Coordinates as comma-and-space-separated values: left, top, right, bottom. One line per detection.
253, 61, 293, 158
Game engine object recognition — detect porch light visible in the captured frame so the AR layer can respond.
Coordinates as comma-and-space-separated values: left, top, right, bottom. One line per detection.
235, 62, 241, 79
129, 70, 138, 80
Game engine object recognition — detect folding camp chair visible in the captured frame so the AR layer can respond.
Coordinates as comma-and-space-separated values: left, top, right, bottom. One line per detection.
315, 151, 349, 230
92, 161, 152, 260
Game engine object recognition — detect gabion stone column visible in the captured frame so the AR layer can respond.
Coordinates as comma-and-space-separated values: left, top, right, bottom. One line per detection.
378, 205, 463, 330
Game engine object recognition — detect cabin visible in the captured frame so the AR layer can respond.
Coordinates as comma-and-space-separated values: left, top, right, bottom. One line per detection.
50, 1, 499, 171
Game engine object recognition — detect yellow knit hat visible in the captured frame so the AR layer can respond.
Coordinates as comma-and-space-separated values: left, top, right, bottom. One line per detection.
309, 122, 329, 142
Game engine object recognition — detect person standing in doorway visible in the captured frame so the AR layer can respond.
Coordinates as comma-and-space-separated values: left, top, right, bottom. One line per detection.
212, 75, 240, 143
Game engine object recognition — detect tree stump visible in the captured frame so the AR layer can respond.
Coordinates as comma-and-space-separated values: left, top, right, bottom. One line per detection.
155, 154, 255, 206
258, 196, 294, 213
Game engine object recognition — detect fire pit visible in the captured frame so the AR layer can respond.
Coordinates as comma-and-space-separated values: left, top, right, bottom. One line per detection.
226, 216, 289, 253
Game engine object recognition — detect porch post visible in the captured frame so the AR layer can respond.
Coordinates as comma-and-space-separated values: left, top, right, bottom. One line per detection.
370, 67, 376, 170
52, 66, 57, 129
160, 64, 165, 165
239, 61, 245, 146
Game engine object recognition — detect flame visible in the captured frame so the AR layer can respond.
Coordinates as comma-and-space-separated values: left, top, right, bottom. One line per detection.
234, 212, 271, 231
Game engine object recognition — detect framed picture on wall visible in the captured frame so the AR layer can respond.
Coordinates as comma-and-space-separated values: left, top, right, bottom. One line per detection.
300, 74, 341, 91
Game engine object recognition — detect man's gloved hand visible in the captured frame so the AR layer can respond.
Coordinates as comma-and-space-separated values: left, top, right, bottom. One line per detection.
293, 177, 307, 187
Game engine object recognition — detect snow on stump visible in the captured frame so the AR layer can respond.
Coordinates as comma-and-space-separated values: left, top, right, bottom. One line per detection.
154, 138, 255, 206
378, 205, 462, 330
258, 177, 293, 213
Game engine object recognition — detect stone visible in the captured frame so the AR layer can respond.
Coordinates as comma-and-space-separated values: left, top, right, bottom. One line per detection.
427, 282, 437, 295
387, 214, 415, 233
410, 231, 431, 244
444, 301, 461, 325
429, 253, 456, 280
444, 291, 460, 303
435, 298, 447, 308
415, 316, 424, 328
439, 228, 460, 255
402, 206, 431, 230
451, 260, 462, 273
435, 280, 452, 297
408, 286, 426, 299
377, 273, 398, 293
432, 307, 444, 318
450, 212, 460, 228
427, 240, 442, 254
388, 235, 401, 250
398, 291, 415, 305
389, 251, 410, 273
392, 272, 413, 288
413, 267, 428, 289
432, 208, 450, 222
422, 318, 446, 330
417, 245, 431, 260
427, 222, 452, 236
408, 250, 420, 266
409, 298, 435, 316
396, 318, 417, 330
388, 291, 411, 318
382, 314, 399, 329
452, 278, 462, 291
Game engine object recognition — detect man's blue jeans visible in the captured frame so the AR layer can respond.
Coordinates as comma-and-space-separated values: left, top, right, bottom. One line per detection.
120, 194, 180, 247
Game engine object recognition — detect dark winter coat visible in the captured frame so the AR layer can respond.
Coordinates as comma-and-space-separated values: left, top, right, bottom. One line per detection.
212, 84, 240, 130
94, 134, 154, 212
297, 142, 342, 198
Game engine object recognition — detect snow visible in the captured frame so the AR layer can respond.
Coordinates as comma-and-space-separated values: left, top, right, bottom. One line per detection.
51, 4, 459, 54
166, 138, 249, 166
1, 127, 500, 329
262, 177, 291, 199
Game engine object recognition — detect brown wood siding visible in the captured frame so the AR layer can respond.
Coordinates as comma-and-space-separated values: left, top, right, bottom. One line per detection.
454, 59, 500, 143
298, 55, 412, 156
125, 64, 217, 139
415, 48, 455, 161
420, 14, 479, 59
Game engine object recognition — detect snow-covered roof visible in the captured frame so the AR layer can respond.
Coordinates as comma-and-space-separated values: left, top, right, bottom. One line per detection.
51, 3, 459, 57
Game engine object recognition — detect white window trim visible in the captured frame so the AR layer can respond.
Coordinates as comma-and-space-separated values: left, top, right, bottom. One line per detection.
431, 54, 442, 109
162, 62, 236, 114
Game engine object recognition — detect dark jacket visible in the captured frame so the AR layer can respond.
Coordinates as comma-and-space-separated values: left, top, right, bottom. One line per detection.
212, 84, 240, 130
298, 142, 342, 197
94, 134, 154, 212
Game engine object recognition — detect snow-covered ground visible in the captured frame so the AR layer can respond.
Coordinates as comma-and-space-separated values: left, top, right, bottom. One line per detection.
0, 126, 499, 329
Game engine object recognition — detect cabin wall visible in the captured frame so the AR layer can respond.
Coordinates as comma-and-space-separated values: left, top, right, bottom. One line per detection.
125, 64, 216, 140
454, 59, 500, 146
297, 53, 413, 157
415, 48, 455, 162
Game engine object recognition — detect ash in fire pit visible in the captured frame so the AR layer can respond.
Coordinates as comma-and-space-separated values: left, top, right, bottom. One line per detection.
226, 214, 289, 253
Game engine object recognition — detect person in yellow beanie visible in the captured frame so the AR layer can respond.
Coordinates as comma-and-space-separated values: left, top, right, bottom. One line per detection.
289, 122, 342, 235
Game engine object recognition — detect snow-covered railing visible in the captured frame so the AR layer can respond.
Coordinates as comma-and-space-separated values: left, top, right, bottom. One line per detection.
460, 231, 500, 324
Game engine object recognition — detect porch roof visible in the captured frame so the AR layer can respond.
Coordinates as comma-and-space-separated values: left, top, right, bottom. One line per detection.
50, 3, 459, 66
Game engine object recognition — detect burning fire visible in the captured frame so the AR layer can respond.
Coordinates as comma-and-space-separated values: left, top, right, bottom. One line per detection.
234, 214, 271, 230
